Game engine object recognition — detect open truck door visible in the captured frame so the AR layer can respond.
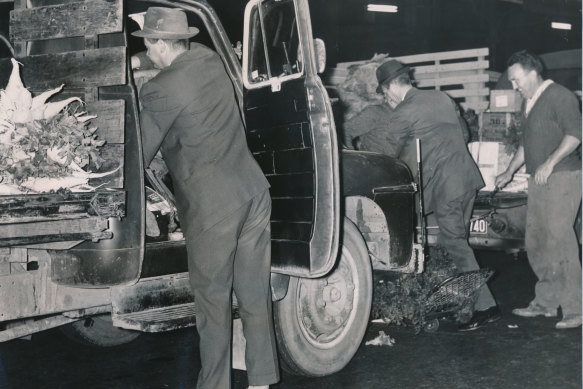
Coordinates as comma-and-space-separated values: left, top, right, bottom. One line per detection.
242, 0, 372, 376
243, 0, 340, 278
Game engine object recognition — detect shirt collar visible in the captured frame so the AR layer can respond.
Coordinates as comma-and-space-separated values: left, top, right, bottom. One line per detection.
525, 79, 554, 116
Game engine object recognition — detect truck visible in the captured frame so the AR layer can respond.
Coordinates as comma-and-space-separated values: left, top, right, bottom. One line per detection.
0, 0, 424, 377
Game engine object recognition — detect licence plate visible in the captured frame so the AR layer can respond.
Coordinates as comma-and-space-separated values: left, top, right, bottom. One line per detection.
470, 218, 488, 234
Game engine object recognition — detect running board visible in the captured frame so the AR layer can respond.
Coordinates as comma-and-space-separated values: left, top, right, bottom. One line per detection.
112, 302, 197, 332
112, 301, 241, 332
110, 273, 196, 332
110, 273, 240, 333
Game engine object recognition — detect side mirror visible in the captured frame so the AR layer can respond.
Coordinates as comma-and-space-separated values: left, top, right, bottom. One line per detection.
313, 38, 326, 74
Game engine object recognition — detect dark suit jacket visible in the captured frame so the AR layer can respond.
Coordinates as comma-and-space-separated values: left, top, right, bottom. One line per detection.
139, 44, 269, 237
389, 88, 484, 212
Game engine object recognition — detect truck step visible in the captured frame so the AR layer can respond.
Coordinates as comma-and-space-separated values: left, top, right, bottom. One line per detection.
112, 302, 197, 332
112, 302, 240, 333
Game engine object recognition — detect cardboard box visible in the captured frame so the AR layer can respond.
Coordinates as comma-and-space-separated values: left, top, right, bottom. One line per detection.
468, 141, 500, 191
489, 90, 523, 112
468, 141, 528, 192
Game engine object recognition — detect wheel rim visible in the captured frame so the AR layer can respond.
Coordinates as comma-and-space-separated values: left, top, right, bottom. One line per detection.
295, 246, 359, 349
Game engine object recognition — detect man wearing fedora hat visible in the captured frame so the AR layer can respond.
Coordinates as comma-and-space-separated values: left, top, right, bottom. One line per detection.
132, 7, 279, 389
376, 60, 501, 331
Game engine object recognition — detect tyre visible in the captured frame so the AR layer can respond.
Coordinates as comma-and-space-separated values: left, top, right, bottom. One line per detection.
60, 314, 140, 347
273, 219, 373, 376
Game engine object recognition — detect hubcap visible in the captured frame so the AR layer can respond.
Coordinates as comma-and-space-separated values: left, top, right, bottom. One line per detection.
296, 248, 358, 348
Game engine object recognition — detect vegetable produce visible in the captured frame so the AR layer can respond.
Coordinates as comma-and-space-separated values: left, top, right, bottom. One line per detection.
0, 58, 115, 193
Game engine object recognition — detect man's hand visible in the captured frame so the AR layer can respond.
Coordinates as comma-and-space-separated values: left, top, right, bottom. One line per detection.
534, 160, 554, 185
495, 145, 525, 189
495, 171, 513, 189
533, 135, 581, 185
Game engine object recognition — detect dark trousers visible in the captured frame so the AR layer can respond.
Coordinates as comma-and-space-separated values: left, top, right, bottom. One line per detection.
434, 189, 497, 311
185, 190, 279, 389
526, 171, 582, 316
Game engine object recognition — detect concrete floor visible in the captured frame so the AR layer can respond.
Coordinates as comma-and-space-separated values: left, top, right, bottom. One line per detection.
0, 251, 580, 389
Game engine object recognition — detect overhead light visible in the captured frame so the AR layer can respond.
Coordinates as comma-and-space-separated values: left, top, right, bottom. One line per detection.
551, 22, 571, 30
367, 4, 398, 13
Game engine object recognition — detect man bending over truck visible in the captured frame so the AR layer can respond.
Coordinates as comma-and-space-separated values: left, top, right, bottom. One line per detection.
132, 7, 279, 389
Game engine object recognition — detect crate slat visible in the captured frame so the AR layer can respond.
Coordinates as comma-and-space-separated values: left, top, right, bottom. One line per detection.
444, 88, 490, 98
415, 73, 489, 88
414, 70, 486, 82
0, 47, 126, 91
86, 100, 125, 144
335, 48, 490, 69
0, 216, 108, 239
395, 48, 489, 65
412, 60, 489, 75
9, 0, 123, 42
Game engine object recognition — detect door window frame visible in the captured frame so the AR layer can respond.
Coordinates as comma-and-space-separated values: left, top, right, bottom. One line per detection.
242, 0, 304, 91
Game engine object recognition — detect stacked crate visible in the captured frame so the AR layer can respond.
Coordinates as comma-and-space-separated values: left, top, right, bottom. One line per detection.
1, 0, 127, 188
471, 86, 526, 192
0, 0, 130, 248
324, 47, 493, 114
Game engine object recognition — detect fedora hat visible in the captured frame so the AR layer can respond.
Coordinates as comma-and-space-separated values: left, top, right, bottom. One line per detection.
376, 60, 410, 93
131, 7, 199, 40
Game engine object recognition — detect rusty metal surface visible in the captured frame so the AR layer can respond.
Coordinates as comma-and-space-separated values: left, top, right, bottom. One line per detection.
0, 249, 110, 324
110, 273, 196, 332
0, 315, 79, 342
0, 191, 126, 222
111, 273, 193, 314
112, 303, 197, 332
344, 195, 418, 272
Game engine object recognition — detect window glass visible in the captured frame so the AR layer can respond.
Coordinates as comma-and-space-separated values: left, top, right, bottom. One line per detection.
246, 0, 303, 87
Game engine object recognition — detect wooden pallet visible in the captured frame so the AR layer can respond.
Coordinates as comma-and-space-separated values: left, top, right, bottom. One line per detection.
0, 0, 127, 188
324, 47, 494, 113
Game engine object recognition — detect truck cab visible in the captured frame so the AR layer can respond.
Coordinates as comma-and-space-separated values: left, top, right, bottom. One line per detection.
0, 0, 422, 377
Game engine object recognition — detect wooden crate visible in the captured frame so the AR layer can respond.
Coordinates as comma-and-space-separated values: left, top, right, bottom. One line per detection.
324, 47, 492, 114
0, 0, 127, 189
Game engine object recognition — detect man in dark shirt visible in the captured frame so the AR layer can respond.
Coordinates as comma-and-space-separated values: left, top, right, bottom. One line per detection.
132, 7, 279, 388
496, 50, 582, 329
376, 60, 500, 331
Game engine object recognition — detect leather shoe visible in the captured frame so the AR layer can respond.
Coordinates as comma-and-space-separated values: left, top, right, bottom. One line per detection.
458, 306, 502, 331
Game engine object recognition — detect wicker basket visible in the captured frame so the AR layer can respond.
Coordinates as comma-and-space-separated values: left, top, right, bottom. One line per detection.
424, 268, 494, 315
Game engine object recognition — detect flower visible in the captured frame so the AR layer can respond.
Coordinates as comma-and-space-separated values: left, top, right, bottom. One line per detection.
0, 59, 109, 192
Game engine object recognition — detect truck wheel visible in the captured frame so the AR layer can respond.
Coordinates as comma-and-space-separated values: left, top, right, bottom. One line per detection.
60, 314, 140, 347
273, 219, 372, 376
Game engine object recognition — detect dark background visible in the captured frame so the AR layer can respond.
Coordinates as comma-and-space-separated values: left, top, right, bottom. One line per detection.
206, 0, 582, 71
0, 0, 581, 72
